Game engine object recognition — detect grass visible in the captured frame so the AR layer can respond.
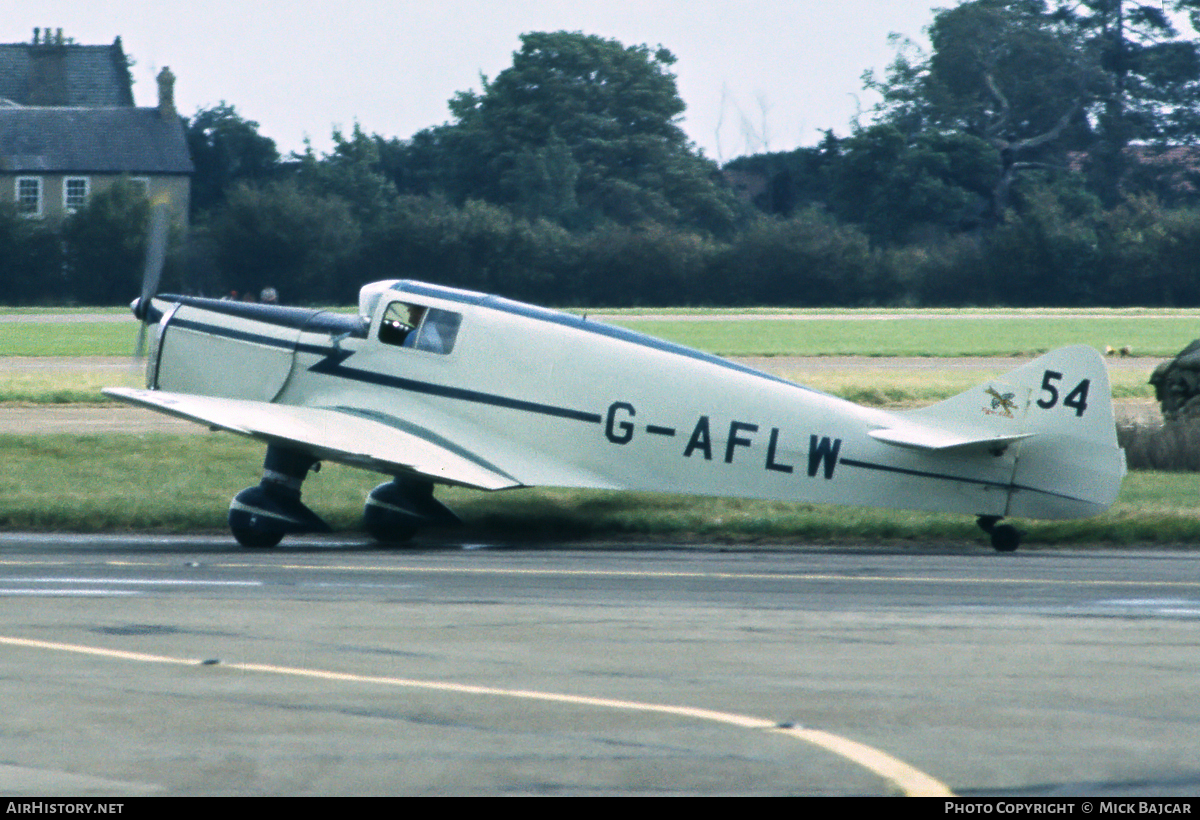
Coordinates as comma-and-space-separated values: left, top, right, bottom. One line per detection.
0, 320, 135, 357
0, 306, 127, 316
0, 432, 1195, 544
609, 315, 1198, 358
2, 308, 1198, 358
0, 367, 140, 403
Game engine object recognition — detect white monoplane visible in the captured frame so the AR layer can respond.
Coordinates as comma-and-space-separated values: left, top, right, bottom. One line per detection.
105, 274, 1126, 551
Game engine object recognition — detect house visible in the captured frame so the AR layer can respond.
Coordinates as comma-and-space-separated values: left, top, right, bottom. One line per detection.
1067, 144, 1200, 201
0, 30, 192, 224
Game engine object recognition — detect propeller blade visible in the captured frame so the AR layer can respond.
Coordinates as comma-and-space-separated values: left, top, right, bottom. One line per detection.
134, 198, 170, 360
134, 317, 149, 359
140, 200, 170, 306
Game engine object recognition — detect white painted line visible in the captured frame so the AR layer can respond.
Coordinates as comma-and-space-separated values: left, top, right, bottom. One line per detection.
0, 633, 953, 797
0, 577, 263, 586
0, 589, 139, 597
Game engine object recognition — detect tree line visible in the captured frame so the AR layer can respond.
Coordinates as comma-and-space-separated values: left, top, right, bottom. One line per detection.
4, 2, 1200, 307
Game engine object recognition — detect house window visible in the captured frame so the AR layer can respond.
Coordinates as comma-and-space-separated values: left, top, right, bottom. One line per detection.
16, 177, 42, 216
127, 178, 150, 198
64, 177, 89, 212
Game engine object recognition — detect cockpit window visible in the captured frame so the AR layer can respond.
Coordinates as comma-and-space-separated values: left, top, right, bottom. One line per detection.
378, 302, 461, 355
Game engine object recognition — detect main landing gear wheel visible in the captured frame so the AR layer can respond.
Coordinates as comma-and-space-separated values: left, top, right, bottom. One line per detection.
227, 446, 331, 549
977, 515, 1021, 553
230, 520, 284, 549
363, 477, 460, 546
363, 516, 419, 546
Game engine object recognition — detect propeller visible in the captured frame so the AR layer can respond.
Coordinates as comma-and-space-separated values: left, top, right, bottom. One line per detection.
133, 197, 171, 359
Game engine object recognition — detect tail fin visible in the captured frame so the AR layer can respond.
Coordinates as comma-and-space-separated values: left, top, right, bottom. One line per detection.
1002, 345, 1126, 519
885, 346, 1125, 520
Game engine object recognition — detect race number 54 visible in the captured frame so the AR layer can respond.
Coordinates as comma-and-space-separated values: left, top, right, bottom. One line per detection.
1036, 370, 1090, 417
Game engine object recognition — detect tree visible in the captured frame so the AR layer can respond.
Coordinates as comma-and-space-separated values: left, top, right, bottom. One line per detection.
829, 125, 999, 244
0, 204, 63, 304
405, 31, 743, 234
295, 123, 398, 226
722, 132, 842, 217
705, 209, 876, 305
186, 103, 281, 214
61, 179, 152, 305
208, 181, 361, 303
867, 1, 1103, 219
1051, 1, 1200, 202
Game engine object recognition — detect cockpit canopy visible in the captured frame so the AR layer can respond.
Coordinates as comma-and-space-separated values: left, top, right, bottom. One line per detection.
378, 301, 461, 354
357, 280, 402, 324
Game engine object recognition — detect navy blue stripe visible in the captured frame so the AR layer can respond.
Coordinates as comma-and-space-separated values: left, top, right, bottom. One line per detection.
318, 359, 603, 424
161, 294, 365, 336
168, 282, 821, 397
170, 316, 297, 350
840, 457, 1080, 502
840, 457, 1010, 490
171, 317, 355, 360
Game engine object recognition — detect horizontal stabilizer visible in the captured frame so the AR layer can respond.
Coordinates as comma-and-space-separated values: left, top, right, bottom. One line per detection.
869, 426, 1032, 453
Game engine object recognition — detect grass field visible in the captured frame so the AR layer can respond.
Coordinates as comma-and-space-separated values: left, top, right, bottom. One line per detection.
0, 433, 1193, 545
611, 314, 1198, 358
0, 367, 140, 404
3, 307, 1200, 358
0, 320, 134, 357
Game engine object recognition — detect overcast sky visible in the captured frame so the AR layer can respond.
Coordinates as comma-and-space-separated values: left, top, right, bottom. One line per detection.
16, 1, 944, 163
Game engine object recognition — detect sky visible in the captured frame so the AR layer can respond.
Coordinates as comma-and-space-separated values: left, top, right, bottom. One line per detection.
14, 1, 945, 163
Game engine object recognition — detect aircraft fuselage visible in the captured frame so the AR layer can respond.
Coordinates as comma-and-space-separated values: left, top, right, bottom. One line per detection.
138, 280, 1123, 526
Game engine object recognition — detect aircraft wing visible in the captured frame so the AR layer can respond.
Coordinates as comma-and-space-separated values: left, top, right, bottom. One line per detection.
102, 387, 522, 491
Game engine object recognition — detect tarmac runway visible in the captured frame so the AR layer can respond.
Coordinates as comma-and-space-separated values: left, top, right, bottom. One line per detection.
0, 353, 1189, 796
0, 536, 1197, 796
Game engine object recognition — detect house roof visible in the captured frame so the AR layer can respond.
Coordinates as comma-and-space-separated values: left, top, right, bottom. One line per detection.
1067, 145, 1200, 195
0, 107, 193, 174
0, 40, 134, 107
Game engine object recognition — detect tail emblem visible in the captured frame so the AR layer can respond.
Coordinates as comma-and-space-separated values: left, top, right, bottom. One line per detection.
985, 387, 1017, 417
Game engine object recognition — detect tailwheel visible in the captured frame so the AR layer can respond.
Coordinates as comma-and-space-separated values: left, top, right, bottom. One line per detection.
990, 524, 1020, 553
364, 477, 459, 546
977, 515, 1020, 552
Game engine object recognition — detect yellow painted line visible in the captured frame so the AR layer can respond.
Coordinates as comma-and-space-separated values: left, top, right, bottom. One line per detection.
775, 726, 953, 798
0, 633, 953, 797
0, 635, 198, 666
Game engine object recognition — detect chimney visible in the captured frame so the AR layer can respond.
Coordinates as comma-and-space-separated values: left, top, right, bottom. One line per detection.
28, 28, 68, 105
156, 66, 176, 121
